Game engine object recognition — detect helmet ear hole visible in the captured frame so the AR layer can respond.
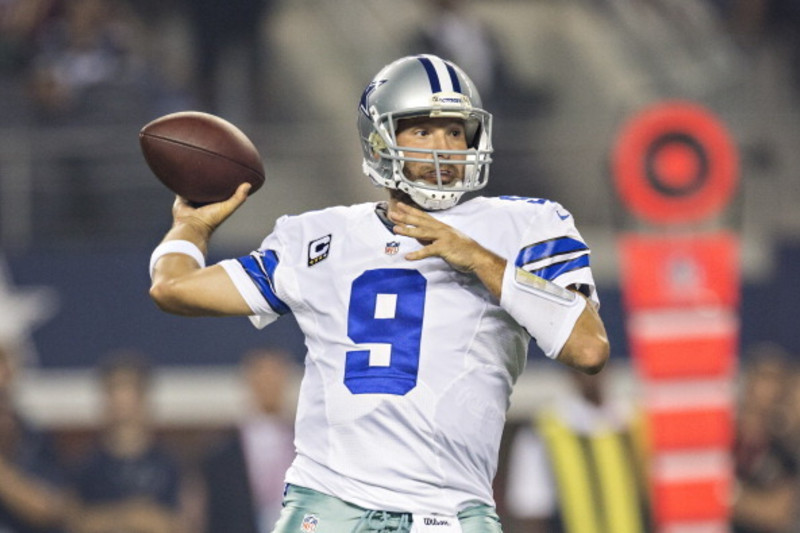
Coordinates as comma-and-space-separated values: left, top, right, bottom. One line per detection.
368, 132, 387, 152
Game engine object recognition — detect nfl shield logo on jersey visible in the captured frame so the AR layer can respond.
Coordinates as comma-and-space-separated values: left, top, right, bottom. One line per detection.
300, 514, 319, 533
385, 241, 400, 255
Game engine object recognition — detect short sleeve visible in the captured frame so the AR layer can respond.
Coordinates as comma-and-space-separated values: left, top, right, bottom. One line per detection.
513, 201, 599, 308
218, 217, 292, 329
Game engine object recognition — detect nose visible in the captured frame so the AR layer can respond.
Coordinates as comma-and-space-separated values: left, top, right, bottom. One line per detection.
432, 130, 454, 156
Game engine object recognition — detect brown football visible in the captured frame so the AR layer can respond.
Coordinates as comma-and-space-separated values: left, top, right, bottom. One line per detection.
139, 111, 265, 205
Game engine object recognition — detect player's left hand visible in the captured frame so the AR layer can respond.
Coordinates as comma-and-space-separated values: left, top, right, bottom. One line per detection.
388, 201, 500, 275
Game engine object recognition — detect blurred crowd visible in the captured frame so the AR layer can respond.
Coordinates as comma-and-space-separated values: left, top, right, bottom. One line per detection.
6, 337, 800, 533
0, 342, 297, 533
731, 343, 800, 533
0, 0, 169, 125
0, 0, 277, 245
0, 0, 797, 120
1, 0, 799, 124
1, 0, 800, 247
0, 0, 277, 125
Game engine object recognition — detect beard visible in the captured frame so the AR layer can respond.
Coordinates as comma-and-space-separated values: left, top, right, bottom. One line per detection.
401, 162, 463, 185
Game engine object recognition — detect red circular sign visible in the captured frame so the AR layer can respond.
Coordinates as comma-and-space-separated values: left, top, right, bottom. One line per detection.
612, 101, 738, 225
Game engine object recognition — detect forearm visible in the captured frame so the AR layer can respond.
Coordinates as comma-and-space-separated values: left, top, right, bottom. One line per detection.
470, 249, 506, 299
386, 200, 608, 369
434, 235, 609, 374
148, 228, 252, 316
499, 264, 608, 372
160, 218, 213, 253
121, 502, 179, 533
151, 184, 250, 289
555, 293, 609, 374
72, 501, 178, 533
0, 456, 72, 527
150, 220, 212, 287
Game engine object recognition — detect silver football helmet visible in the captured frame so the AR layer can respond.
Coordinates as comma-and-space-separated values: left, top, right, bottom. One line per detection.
358, 54, 493, 210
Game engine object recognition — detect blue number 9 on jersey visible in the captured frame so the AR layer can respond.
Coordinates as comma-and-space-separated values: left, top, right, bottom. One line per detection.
345, 268, 427, 395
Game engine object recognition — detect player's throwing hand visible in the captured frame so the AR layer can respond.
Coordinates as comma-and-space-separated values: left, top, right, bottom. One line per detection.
171, 183, 252, 238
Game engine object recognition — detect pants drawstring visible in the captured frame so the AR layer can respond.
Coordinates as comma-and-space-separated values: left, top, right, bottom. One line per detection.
354, 509, 412, 533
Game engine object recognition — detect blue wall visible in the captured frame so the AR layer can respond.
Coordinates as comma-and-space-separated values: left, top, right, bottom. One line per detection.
9, 250, 304, 368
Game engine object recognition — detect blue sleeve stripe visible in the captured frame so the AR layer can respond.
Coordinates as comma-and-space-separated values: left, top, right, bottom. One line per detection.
236, 252, 290, 315
260, 249, 280, 280
530, 254, 591, 281
515, 237, 589, 268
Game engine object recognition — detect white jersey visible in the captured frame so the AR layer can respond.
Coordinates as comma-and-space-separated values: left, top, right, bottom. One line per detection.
220, 195, 598, 515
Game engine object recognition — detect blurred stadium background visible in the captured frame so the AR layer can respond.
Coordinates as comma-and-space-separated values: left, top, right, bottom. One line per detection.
0, 0, 798, 520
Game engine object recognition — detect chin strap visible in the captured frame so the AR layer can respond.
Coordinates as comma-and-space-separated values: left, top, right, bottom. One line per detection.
400, 182, 462, 210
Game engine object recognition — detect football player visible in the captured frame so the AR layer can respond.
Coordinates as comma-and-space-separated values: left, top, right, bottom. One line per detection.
149, 54, 609, 533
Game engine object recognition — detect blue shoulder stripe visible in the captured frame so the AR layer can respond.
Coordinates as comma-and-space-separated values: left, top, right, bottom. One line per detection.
236, 251, 290, 315
515, 237, 588, 268
529, 254, 591, 281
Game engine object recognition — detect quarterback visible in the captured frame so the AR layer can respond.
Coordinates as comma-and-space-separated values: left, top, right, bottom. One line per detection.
149, 55, 609, 533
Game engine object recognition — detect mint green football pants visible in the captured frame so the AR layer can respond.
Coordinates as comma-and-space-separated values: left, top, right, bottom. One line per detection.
271, 485, 503, 533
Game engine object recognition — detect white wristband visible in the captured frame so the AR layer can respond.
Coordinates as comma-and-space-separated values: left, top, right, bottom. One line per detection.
149, 240, 206, 280
500, 263, 587, 359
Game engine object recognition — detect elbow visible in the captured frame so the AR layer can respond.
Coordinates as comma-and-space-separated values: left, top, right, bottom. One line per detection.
577, 337, 610, 375
559, 302, 611, 374
560, 335, 610, 375
149, 280, 193, 316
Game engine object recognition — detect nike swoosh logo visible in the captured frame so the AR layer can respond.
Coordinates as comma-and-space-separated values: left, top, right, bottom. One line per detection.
556, 210, 570, 220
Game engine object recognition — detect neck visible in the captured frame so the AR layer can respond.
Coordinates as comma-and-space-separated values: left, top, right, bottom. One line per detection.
388, 188, 416, 210
103, 423, 152, 457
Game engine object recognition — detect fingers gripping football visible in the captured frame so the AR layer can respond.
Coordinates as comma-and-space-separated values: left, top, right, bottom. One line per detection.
171, 183, 252, 239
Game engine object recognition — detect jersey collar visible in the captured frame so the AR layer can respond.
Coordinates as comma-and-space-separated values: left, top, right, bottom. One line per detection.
374, 202, 396, 234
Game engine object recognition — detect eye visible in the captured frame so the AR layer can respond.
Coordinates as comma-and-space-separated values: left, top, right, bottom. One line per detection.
448, 125, 466, 137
